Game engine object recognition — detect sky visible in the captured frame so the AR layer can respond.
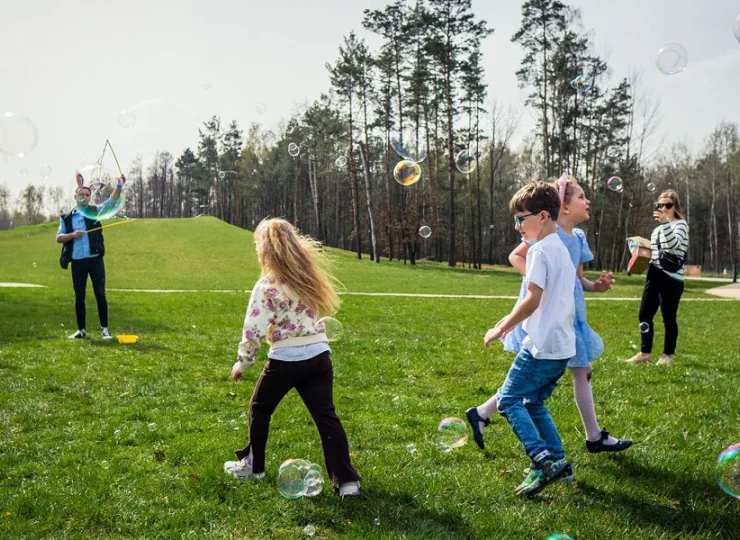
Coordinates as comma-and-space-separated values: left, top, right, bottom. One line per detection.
1, 0, 739, 198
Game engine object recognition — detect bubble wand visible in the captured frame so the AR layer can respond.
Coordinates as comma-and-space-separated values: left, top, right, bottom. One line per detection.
83, 219, 137, 234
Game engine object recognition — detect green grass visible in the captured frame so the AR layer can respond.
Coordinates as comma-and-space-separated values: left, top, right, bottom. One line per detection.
1, 219, 738, 539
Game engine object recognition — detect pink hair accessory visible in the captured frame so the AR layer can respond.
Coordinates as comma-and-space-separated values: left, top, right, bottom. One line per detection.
557, 174, 568, 203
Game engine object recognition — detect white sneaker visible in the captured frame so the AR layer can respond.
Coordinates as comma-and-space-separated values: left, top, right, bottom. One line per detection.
68, 329, 86, 339
223, 458, 264, 480
338, 482, 360, 498
657, 354, 675, 366
101, 327, 113, 340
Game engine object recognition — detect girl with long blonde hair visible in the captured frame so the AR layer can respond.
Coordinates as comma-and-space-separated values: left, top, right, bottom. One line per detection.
224, 218, 360, 497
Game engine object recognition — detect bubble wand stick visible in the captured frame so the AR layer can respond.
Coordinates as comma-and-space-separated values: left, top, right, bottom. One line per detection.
83, 219, 137, 234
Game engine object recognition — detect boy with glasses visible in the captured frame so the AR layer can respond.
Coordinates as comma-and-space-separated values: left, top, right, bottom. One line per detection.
481, 181, 576, 497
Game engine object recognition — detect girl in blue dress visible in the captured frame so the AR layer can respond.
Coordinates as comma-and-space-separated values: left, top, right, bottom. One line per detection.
467, 175, 632, 458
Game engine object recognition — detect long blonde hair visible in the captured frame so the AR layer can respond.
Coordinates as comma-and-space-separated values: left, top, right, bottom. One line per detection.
253, 218, 341, 316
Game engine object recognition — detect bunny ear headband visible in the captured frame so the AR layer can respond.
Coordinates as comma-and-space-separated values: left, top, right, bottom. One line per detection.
75, 172, 91, 194
557, 174, 568, 203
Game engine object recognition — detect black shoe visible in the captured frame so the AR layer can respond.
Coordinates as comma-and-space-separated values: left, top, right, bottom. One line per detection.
465, 407, 490, 449
586, 430, 633, 453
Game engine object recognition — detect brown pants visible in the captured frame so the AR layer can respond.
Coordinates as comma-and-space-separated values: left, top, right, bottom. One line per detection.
235, 351, 359, 485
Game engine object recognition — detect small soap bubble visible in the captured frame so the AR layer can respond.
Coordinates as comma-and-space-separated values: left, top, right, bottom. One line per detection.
114, 429, 121, 438
639, 322, 650, 334
335, 156, 347, 168
256, 102, 267, 114
218, 171, 226, 179
393, 160, 422, 186
606, 176, 624, 193
40, 164, 52, 178
374, 518, 381, 526
203, 82, 212, 91
389, 131, 427, 163
455, 149, 477, 174
646, 182, 656, 192
147, 423, 158, 431
406, 443, 417, 453
288, 142, 300, 157
303, 524, 316, 537
437, 417, 468, 451
570, 73, 593, 93
0, 112, 38, 157
419, 225, 432, 239
734, 13, 740, 43
19, 166, 28, 176
32, 262, 37, 268
316, 317, 343, 342
656, 43, 688, 75
101, 461, 110, 470
118, 111, 136, 128
717, 443, 740, 499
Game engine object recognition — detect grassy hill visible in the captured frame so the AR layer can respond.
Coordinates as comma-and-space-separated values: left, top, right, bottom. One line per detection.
0, 217, 717, 298
0, 218, 738, 539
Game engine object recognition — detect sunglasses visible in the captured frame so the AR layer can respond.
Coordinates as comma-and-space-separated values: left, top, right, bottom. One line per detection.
654, 202, 674, 210
514, 212, 538, 227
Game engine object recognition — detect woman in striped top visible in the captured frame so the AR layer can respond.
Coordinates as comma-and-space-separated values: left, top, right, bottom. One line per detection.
625, 189, 689, 366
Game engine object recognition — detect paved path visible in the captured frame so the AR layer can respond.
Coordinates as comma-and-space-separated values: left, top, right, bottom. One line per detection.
2, 283, 736, 301
705, 283, 740, 299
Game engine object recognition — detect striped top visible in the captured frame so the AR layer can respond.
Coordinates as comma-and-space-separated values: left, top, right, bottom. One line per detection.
650, 219, 689, 281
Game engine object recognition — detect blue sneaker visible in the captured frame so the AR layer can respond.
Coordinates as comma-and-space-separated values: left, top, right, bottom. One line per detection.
515, 459, 570, 497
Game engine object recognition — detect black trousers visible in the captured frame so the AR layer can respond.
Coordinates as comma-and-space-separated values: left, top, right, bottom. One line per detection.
639, 264, 684, 355
235, 352, 359, 485
71, 256, 108, 330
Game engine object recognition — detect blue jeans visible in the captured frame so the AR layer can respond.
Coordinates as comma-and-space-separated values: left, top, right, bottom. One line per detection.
498, 348, 569, 466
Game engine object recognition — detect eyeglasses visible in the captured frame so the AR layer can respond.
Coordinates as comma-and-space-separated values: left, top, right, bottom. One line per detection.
514, 212, 538, 227
654, 202, 674, 210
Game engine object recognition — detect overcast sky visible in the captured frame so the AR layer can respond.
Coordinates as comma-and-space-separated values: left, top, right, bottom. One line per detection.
1, 0, 739, 197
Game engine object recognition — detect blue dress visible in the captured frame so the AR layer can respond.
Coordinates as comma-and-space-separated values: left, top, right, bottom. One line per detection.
503, 226, 604, 368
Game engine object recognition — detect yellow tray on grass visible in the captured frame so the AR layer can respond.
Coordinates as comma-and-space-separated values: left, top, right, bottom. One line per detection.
117, 335, 138, 344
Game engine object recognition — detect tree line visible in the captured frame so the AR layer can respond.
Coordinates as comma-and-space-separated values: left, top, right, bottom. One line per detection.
2, 0, 737, 276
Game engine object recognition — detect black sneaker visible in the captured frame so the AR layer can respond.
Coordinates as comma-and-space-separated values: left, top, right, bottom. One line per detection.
68, 329, 86, 339
586, 430, 633, 453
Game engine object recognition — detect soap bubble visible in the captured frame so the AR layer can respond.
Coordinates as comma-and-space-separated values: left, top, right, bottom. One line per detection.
547, 535, 574, 540
335, 156, 347, 168
639, 321, 650, 334
646, 182, 656, 192
570, 73, 593, 93
656, 43, 688, 75
716, 443, 740, 499
406, 443, 417, 453
78, 182, 126, 221
277, 459, 324, 499
316, 317, 343, 342
218, 171, 226, 179
389, 131, 427, 163
288, 143, 300, 157
419, 225, 432, 239
303, 524, 316, 537
606, 176, 624, 193
455, 150, 477, 174
0, 112, 38, 157
19, 166, 29, 176
256, 102, 267, 114
40, 164, 52, 178
118, 111, 136, 128
437, 417, 468, 451
203, 82, 212, 91
393, 160, 422, 186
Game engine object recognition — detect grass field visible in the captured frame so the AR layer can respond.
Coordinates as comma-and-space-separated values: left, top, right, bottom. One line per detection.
1, 218, 738, 539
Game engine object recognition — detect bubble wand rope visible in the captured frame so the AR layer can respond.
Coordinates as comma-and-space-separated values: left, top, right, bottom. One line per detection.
105, 139, 123, 176
83, 219, 137, 234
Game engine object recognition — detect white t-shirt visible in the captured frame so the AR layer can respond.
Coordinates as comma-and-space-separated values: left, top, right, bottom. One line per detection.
521, 232, 576, 360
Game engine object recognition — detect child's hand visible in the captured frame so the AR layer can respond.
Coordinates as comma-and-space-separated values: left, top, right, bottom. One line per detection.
653, 210, 668, 224
593, 271, 615, 292
231, 360, 246, 381
484, 326, 504, 348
